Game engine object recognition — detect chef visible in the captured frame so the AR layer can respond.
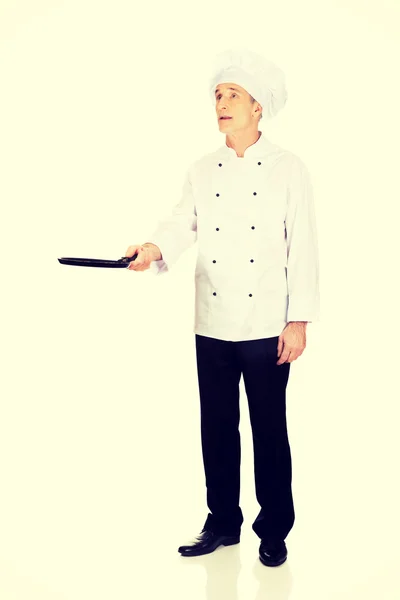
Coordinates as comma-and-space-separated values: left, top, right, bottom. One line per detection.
124, 47, 320, 568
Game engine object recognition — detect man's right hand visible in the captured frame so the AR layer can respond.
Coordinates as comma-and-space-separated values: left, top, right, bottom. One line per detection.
125, 243, 161, 272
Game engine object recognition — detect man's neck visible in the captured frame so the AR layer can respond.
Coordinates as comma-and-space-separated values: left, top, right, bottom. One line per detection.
226, 130, 261, 158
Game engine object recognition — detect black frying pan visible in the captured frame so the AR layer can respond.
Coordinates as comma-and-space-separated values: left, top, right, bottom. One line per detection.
58, 253, 138, 268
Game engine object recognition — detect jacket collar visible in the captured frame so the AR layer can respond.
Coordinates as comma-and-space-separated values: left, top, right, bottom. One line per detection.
219, 131, 276, 159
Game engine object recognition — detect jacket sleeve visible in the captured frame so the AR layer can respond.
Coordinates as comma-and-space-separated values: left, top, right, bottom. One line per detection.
285, 155, 320, 323
145, 166, 198, 275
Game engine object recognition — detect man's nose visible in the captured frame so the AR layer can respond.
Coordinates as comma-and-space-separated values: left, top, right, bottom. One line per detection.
217, 100, 229, 111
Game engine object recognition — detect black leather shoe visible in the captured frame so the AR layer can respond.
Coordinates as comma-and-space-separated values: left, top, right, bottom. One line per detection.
178, 529, 240, 557
259, 539, 287, 567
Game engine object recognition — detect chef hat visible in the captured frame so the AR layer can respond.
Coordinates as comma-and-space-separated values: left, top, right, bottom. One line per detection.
209, 47, 288, 119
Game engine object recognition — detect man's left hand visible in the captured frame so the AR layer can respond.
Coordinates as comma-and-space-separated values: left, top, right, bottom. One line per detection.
277, 322, 307, 365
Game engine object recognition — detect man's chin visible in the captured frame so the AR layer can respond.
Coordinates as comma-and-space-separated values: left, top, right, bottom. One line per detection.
218, 121, 234, 130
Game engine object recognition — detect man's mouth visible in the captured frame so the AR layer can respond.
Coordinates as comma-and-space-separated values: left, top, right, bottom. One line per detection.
220, 116, 232, 120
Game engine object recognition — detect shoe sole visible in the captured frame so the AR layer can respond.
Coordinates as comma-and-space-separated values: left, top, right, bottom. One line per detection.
178, 535, 240, 556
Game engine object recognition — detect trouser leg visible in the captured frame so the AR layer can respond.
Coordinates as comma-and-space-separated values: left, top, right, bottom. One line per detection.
195, 334, 244, 536
237, 335, 294, 541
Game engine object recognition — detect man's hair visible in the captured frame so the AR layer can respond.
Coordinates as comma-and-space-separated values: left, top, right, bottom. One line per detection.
250, 95, 263, 121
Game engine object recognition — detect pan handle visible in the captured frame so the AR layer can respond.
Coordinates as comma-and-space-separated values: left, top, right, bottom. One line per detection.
117, 253, 139, 263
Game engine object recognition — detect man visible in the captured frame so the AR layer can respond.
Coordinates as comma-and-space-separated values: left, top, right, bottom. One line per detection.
124, 48, 320, 567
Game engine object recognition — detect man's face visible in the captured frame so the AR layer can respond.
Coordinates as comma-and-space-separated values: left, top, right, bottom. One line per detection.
215, 82, 260, 132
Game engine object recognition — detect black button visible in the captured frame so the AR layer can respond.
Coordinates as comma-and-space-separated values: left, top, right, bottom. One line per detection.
249, 294, 253, 297
213, 292, 217, 296
213, 260, 216, 263
253, 192, 257, 195
258, 161, 261, 165
216, 227, 219, 231
216, 193, 220, 197
251, 226, 255, 229
218, 163, 222, 167
250, 259, 254, 263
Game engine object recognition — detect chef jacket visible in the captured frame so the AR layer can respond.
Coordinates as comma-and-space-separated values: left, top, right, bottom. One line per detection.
145, 132, 320, 342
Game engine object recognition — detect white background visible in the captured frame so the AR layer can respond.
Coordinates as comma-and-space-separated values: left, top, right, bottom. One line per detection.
1, 1, 399, 599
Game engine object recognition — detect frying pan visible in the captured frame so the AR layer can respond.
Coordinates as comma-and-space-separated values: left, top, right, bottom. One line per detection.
58, 253, 138, 268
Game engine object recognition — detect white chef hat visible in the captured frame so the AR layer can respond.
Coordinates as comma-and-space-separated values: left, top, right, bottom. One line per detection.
209, 47, 288, 119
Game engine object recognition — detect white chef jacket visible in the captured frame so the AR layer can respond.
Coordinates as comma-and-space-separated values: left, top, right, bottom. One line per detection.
145, 132, 320, 342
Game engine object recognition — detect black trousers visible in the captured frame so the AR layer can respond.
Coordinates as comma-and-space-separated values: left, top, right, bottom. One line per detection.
195, 333, 295, 542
